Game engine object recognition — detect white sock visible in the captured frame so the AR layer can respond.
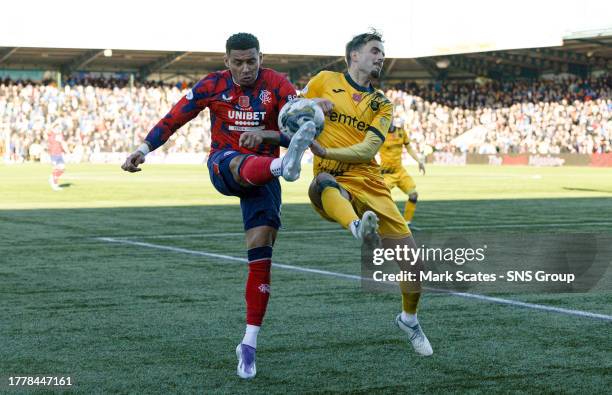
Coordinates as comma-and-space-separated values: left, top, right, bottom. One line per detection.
349, 220, 360, 239
401, 311, 418, 326
270, 158, 282, 177
241, 324, 260, 348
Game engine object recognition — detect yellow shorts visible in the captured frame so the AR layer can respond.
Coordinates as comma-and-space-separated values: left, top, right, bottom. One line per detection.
313, 169, 410, 238
382, 167, 416, 194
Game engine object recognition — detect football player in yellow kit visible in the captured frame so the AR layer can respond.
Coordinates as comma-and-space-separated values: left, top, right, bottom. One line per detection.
304, 31, 432, 356
379, 122, 426, 230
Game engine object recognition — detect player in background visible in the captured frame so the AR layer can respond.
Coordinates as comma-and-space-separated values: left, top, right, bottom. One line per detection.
47, 120, 69, 191
379, 121, 426, 230
121, 33, 318, 379
304, 31, 433, 356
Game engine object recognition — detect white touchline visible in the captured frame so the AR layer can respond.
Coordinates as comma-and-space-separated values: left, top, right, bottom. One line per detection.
95, 237, 612, 322
107, 228, 345, 240
95, 237, 362, 280
102, 221, 612, 240
423, 221, 612, 230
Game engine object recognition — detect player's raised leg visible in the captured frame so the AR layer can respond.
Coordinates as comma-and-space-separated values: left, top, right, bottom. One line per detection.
231, 121, 318, 187
308, 173, 380, 246
280, 120, 317, 181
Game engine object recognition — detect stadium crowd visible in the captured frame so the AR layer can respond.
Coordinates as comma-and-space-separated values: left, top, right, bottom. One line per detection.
0, 77, 209, 162
1, 75, 610, 162
387, 75, 611, 155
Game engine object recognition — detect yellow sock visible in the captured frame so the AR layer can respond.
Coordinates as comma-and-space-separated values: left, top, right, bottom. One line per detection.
400, 278, 421, 313
321, 187, 359, 229
401, 292, 421, 314
404, 200, 416, 222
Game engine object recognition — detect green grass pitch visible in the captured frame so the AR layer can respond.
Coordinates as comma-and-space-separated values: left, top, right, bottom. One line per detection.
1, 163, 611, 393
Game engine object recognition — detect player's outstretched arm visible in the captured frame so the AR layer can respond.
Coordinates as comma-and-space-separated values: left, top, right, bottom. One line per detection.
123, 75, 212, 173
313, 132, 383, 163
406, 143, 425, 175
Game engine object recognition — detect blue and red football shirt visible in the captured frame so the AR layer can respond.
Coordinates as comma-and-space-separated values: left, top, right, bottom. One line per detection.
145, 68, 296, 157
47, 130, 64, 156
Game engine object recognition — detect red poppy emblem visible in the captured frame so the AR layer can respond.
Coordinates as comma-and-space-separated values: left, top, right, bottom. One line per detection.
239, 96, 250, 108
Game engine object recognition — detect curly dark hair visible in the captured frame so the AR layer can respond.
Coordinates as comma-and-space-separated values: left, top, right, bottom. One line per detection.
225, 33, 260, 54
345, 29, 383, 66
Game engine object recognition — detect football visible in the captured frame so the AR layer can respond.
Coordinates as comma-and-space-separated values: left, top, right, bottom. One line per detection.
278, 98, 325, 137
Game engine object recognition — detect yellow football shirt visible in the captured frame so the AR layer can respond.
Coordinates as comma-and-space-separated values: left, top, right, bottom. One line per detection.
379, 127, 410, 171
302, 71, 392, 176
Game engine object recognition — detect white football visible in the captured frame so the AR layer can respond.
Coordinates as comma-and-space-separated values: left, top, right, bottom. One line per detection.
278, 98, 325, 137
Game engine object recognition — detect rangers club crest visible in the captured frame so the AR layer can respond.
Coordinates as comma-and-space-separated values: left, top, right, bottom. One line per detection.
259, 89, 272, 105
238, 95, 250, 108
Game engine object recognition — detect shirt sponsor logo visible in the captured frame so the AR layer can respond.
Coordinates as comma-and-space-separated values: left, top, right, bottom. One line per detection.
328, 110, 370, 132
227, 111, 267, 121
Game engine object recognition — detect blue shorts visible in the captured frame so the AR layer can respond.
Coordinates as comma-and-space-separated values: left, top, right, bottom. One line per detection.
207, 150, 281, 231
50, 155, 64, 166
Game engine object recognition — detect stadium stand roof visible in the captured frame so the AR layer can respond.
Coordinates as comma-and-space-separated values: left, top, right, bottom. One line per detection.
1, 32, 610, 84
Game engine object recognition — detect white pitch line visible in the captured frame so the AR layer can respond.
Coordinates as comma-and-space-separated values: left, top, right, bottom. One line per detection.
107, 228, 344, 240
103, 221, 612, 240
442, 291, 612, 321
422, 221, 612, 230
96, 237, 362, 280
96, 237, 612, 322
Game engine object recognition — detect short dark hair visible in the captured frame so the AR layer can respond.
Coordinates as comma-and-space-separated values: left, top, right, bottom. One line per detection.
226, 33, 260, 54
345, 29, 383, 66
